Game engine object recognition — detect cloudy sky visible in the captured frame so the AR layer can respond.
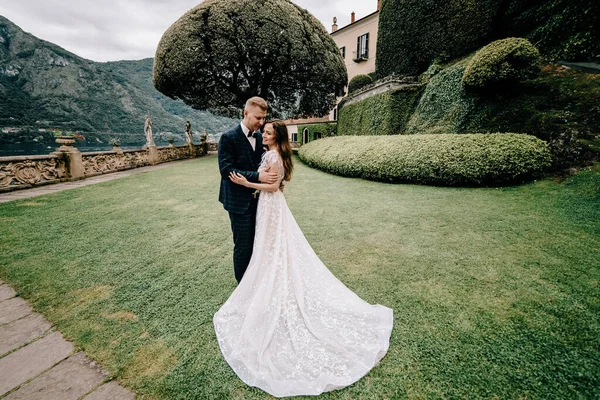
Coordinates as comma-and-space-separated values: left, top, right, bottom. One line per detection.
1, 0, 377, 62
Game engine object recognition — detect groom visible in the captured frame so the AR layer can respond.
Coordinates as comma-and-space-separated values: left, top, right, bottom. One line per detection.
218, 97, 278, 283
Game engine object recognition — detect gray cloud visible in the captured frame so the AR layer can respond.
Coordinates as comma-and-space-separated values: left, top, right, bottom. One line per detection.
0, 0, 377, 61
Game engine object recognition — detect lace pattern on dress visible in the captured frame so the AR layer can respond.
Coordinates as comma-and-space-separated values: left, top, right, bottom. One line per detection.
258, 150, 285, 185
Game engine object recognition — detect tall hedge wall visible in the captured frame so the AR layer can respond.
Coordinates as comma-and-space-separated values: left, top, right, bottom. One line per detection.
500, 0, 600, 61
337, 86, 423, 136
376, 0, 600, 77
376, 0, 500, 77
297, 123, 337, 142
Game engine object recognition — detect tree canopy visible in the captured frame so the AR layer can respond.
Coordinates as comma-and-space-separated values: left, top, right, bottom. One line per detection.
153, 0, 347, 118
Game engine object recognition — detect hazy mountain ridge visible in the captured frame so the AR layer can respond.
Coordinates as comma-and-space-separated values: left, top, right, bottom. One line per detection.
0, 15, 233, 143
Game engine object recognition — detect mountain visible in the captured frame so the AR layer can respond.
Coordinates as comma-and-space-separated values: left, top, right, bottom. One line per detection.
0, 15, 234, 144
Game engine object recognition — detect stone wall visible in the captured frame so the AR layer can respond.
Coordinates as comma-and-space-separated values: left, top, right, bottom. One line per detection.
0, 140, 208, 192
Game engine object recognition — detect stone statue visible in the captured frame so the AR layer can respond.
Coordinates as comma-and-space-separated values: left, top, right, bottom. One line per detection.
185, 121, 193, 144
144, 115, 155, 147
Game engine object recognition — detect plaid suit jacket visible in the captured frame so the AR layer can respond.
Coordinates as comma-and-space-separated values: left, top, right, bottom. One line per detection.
218, 124, 265, 214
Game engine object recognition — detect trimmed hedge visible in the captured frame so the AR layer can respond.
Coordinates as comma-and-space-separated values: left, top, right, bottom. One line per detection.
462, 38, 541, 92
338, 86, 423, 136
348, 74, 373, 94
298, 134, 551, 186
297, 123, 337, 142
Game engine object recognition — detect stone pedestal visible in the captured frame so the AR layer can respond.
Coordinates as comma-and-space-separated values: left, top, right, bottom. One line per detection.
147, 145, 159, 165
65, 149, 85, 179
187, 143, 196, 157
51, 137, 84, 180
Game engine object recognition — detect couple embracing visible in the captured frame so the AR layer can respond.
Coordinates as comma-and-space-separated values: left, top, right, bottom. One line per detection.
214, 97, 393, 397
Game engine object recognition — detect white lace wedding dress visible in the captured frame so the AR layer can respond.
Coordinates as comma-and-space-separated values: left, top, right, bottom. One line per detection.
214, 150, 394, 397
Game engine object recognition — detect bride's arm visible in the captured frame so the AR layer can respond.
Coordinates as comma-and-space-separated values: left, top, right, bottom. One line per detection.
219, 135, 278, 183
229, 165, 281, 192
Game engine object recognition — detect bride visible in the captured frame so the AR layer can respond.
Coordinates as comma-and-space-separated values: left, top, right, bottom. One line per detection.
213, 120, 394, 397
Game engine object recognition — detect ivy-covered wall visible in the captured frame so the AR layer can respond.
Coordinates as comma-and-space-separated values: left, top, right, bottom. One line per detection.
405, 56, 600, 168
297, 123, 337, 142
406, 60, 479, 135
337, 86, 423, 136
407, 58, 600, 141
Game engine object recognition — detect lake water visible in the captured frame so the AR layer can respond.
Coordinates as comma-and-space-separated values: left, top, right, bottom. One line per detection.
0, 142, 147, 157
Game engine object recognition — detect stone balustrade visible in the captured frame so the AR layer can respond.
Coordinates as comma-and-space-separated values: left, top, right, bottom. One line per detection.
207, 142, 219, 153
0, 140, 208, 192
0, 154, 66, 191
81, 149, 151, 178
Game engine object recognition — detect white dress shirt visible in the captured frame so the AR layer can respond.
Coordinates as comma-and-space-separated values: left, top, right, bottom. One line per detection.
240, 121, 256, 151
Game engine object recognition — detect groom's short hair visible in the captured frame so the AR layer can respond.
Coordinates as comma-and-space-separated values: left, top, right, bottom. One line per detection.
245, 97, 267, 112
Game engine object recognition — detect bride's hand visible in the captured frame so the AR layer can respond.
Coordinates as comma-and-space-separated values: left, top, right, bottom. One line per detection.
229, 171, 249, 186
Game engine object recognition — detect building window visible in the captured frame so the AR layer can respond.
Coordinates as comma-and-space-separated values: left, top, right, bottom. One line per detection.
292, 132, 298, 142
355, 33, 369, 61
340, 46, 346, 59
303, 128, 309, 144
333, 107, 338, 121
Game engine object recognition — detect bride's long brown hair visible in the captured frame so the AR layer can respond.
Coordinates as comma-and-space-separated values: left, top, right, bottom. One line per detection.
266, 119, 293, 181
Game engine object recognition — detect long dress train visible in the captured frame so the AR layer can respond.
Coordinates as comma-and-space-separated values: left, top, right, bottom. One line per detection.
214, 150, 393, 397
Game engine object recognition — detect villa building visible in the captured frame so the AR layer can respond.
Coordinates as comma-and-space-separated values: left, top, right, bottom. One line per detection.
286, 1, 380, 143
331, 4, 380, 86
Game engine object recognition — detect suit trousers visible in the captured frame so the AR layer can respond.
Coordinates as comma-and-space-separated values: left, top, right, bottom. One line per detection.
228, 196, 259, 283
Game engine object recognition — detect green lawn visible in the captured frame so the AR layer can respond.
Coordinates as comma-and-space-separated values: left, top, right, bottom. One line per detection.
1, 156, 599, 399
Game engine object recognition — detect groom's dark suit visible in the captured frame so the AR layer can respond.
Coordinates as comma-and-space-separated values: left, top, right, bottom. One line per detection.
218, 124, 265, 283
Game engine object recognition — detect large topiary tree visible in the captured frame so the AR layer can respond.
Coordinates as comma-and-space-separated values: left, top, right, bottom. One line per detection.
376, 0, 501, 77
153, 0, 347, 118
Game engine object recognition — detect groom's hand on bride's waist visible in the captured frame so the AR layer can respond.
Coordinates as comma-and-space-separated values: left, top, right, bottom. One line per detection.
259, 171, 278, 184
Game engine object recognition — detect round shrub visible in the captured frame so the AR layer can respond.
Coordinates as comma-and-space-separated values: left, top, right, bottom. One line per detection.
462, 38, 541, 91
348, 74, 373, 94
298, 134, 551, 186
